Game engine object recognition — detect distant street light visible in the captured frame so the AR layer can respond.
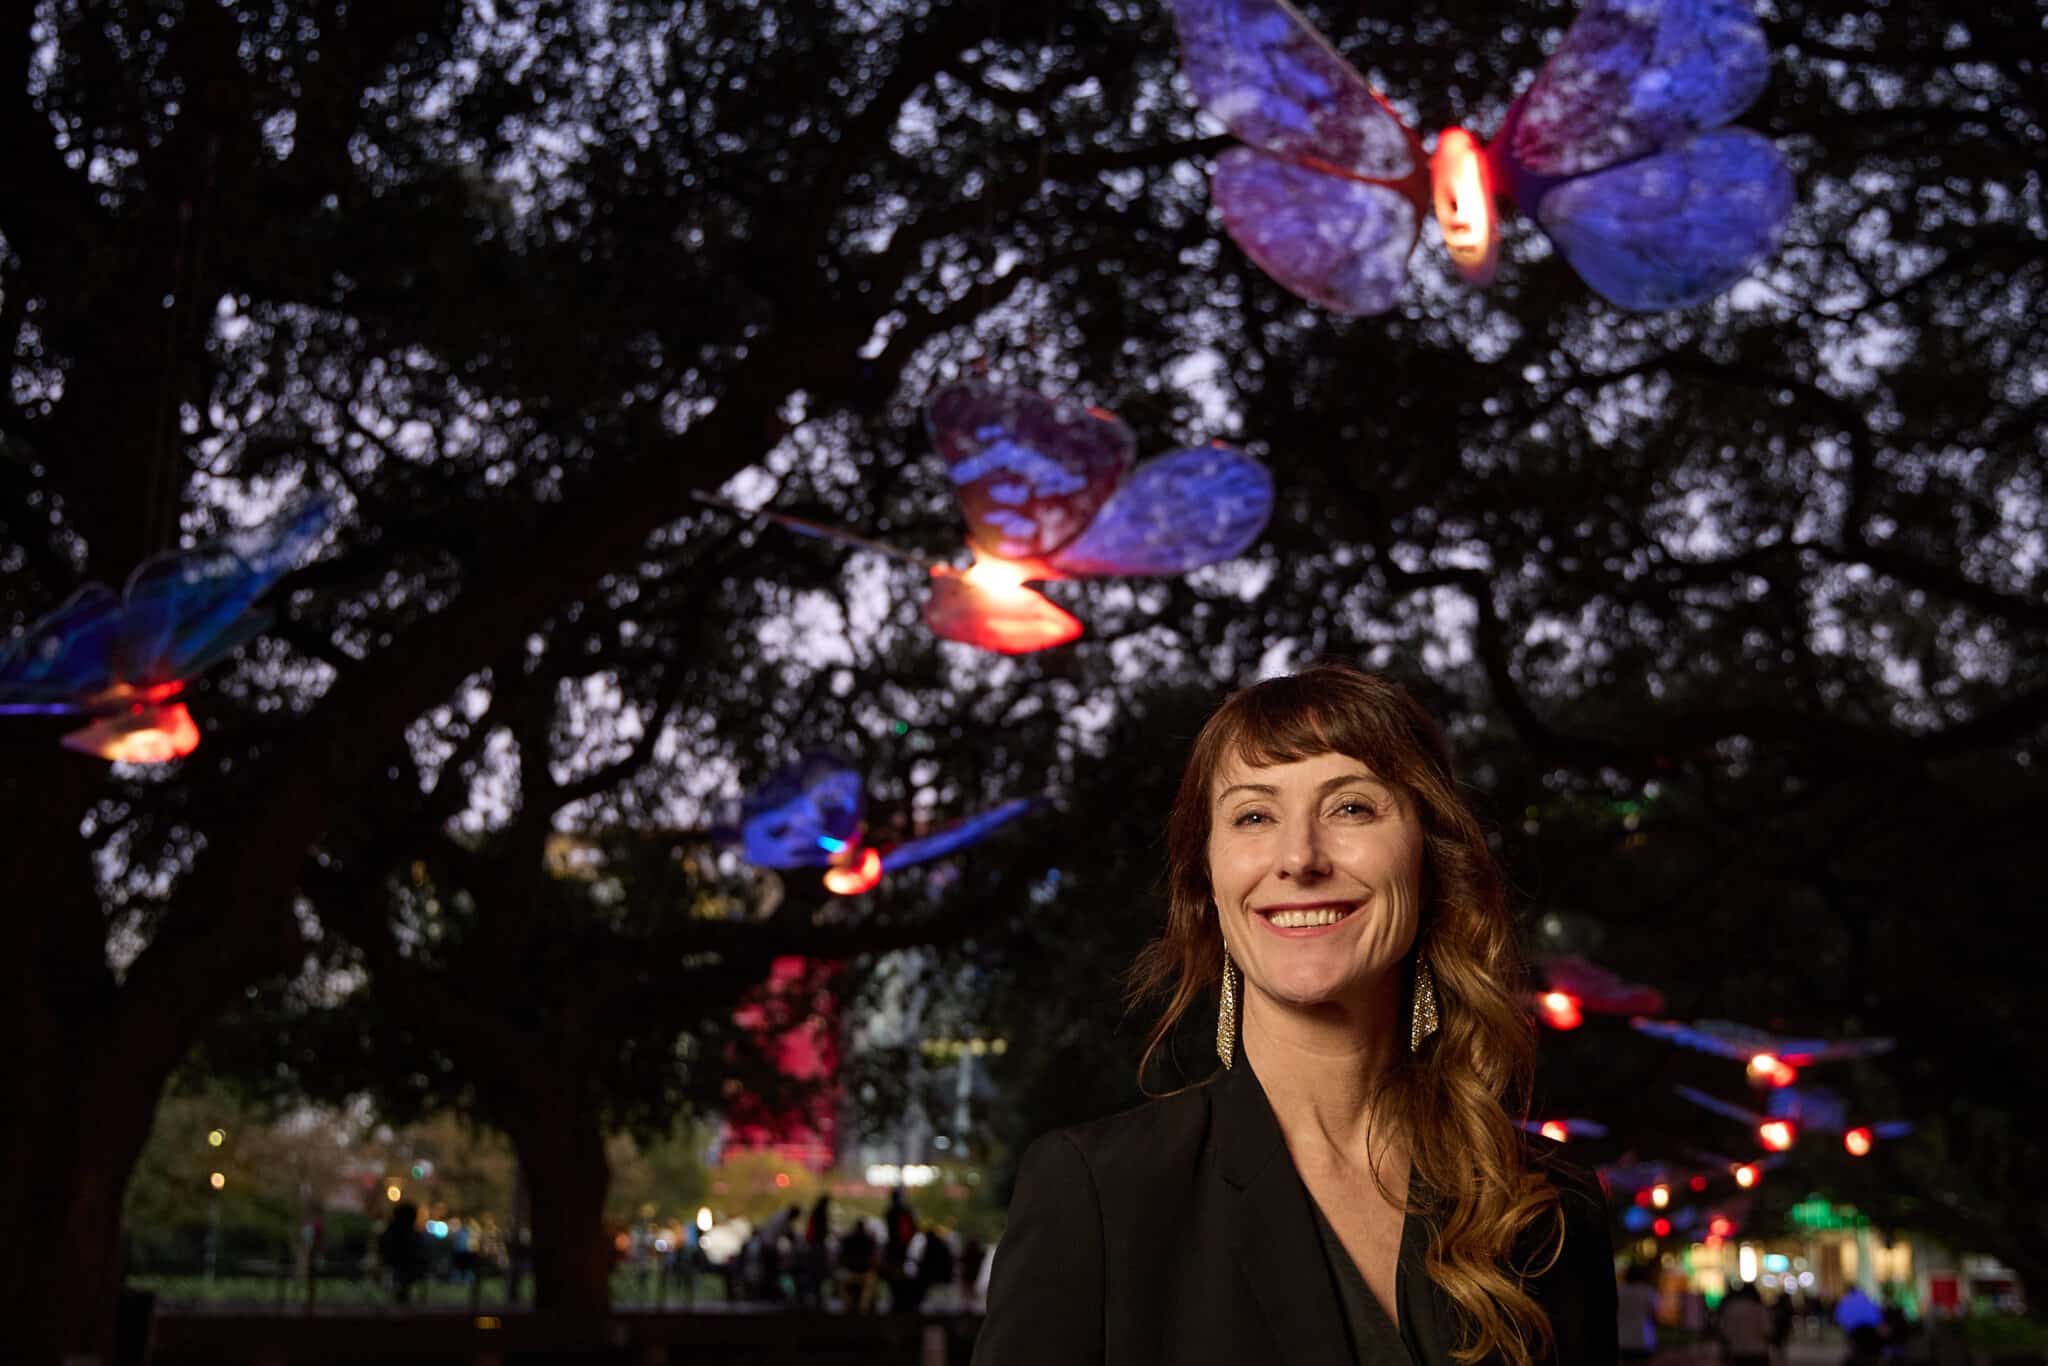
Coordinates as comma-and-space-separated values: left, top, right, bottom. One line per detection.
207, 1129, 226, 1147
386, 1183, 403, 1203
209, 1171, 225, 1190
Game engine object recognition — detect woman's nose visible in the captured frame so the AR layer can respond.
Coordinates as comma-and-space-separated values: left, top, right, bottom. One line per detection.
1278, 819, 1330, 879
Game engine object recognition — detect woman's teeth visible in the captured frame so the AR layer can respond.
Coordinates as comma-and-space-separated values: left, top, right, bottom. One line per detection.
1267, 907, 1348, 929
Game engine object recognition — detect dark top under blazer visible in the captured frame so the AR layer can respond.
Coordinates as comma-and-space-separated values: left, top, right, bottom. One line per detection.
973, 1058, 1618, 1366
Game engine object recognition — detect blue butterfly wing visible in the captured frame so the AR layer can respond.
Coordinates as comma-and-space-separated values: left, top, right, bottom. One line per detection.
1764, 1086, 1847, 1132
1536, 129, 1792, 310
0, 583, 124, 704
1047, 445, 1273, 578
1631, 1016, 1755, 1060
115, 494, 333, 684
1171, 0, 1421, 183
878, 797, 1045, 872
729, 753, 867, 869
1507, 0, 1772, 180
926, 382, 1134, 562
1673, 1083, 1762, 1126
1212, 150, 1421, 316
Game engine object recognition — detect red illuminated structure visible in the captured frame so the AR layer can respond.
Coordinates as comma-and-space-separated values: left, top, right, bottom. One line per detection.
721, 956, 840, 1173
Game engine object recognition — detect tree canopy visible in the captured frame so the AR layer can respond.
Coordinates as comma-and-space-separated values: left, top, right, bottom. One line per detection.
1, 0, 2042, 1354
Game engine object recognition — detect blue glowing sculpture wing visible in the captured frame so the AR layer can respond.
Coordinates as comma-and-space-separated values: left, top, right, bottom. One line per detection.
878, 797, 1046, 872
1535, 128, 1793, 310
1673, 1084, 1764, 1127
1172, 0, 1420, 182
1171, 0, 1428, 315
1636, 1016, 1894, 1066
926, 382, 1134, 563
727, 754, 868, 869
0, 584, 126, 709
1047, 444, 1273, 578
1765, 1086, 1848, 1132
116, 495, 334, 685
1538, 953, 1666, 1015
0, 495, 331, 711
1507, 0, 1772, 180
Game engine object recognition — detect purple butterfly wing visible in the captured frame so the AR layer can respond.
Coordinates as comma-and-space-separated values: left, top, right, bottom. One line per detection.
1765, 1086, 1848, 1132
926, 382, 1134, 562
116, 494, 334, 685
1508, 0, 1772, 180
1171, 0, 1419, 182
878, 797, 1045, 871
1047, 444, 1273, 578
1172, 0, 1426, 315
727, 753, 867, 869
1537, 129, 1792, 310
1212, 151, 1421, 316
1541, 953, 1667, 1014
0, 583, 124, 706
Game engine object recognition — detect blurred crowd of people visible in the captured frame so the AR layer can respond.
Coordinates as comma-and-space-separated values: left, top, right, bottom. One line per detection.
714, 1189, 991, 1314
1618, 1264, 1977, 1366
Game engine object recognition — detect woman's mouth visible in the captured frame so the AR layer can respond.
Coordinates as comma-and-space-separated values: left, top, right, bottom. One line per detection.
1255, 903, 1360, 935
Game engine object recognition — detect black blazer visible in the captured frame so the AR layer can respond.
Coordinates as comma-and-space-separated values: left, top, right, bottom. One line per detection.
973, 1058, 1618, 1366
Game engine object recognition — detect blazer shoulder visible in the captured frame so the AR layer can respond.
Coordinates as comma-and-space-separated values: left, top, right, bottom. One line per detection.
1043, 1080, 1217, 1183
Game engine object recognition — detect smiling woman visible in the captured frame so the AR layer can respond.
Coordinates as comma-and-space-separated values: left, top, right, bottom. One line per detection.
973, 664, 1618, 1366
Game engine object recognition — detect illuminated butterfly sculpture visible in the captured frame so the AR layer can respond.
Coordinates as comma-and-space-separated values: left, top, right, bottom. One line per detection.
719, 752, 1046, 896
1529, 953, 1665, 1030
1633, 1017, 1894, 1089
1170, 0, 1796, 313
702, 380, 1274, 655
1674, 1083, 1912, 1156
0, 497, 331, 763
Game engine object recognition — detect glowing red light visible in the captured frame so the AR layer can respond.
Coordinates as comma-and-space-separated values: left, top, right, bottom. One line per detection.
1758, 1120, 1796, 1153
1539, 1120, 1569, 1142
1633, 1189, 1654, 1208
1652, 1217, 1671, 1237
62, 701, 202, 764
1537, 991, 1584, 1031
822, 847, 883, 897
1689, 1175, 1708, 1193
1709, 1215, 1734, 1238
923, 560, 1083, 654
1844, 1126, 1874, 1157
773, 1172, 791, 1189
1733, 1163, 1759, 1189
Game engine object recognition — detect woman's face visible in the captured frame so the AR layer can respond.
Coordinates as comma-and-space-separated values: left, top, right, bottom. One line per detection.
1206, 749, 1425, 1013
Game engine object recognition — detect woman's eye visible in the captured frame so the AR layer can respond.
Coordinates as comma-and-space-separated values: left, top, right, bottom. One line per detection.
1331, 800, 1377, 819
1232, 810, 1269, 827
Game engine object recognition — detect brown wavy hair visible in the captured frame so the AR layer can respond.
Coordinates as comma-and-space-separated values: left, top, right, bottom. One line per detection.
1127, 663, 1563, 1366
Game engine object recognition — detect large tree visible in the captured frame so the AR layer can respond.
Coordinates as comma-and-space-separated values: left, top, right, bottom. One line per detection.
2, 0, 2041, 1358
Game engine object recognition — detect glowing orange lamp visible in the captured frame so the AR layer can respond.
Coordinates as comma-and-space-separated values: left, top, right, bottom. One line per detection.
61, 698, 202, 763
821, 847, 883, 897
1430, 128, 1499, 286
1538, 1120, 1568, 1142
923, 551, 1083, 655
1747, 1052, 1799, 1088
1733, 1163, 1760, 1189
1758, 1120, 1796, 1153
1709, 1215, 1734, 1238
1844, 1126, 1874, 1157
1650, 1184, 1670, 1209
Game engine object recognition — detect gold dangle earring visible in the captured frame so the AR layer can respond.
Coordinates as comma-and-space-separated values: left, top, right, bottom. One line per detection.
1216, 942, 1240, 1069
1409, 957, 1440, 1054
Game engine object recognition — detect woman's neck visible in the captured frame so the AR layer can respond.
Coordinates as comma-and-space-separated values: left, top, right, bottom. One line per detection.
1239, 978, 1404, 1164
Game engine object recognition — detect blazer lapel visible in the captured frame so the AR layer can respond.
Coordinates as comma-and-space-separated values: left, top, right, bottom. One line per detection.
1213, 1057, 1351, 1363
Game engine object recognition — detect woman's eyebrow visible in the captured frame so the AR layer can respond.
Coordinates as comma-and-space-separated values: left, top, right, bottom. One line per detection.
1214, 782, 1277, 804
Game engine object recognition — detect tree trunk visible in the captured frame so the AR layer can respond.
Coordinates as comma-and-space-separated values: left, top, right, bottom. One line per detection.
501, 1088, 614, 1320
1, 1022, 172, 1365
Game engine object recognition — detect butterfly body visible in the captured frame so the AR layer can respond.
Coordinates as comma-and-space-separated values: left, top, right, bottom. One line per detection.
1173, 0, 1795, 313
721, 752, 1045, 896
